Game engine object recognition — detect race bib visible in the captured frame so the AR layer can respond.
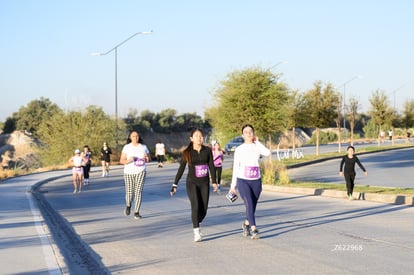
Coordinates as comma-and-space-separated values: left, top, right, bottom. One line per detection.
195, 164, 209, 178
133, 157, 145, 167
244, 166, 259, 179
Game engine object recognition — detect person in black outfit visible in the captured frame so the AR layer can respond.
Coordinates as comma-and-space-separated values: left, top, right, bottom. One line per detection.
170, 129, 217, 242
339, 146, 368, 200
81, 145, 92, 185
100, 142, 112, 177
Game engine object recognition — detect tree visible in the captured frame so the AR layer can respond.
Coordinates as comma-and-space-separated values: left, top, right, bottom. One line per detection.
303, 81, 339, 155
335, 90, 343, 152
347, 96, 361, 146
5, 97, 61, 135
2, 117, 16, 134
206, 66, 290, 144
368, 89, 394, 146
37, 106, 116, 166
283, 90, 309, 150
401, 99, 414, 141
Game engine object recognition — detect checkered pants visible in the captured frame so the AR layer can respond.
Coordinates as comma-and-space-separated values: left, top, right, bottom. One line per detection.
124, 171, 146, 213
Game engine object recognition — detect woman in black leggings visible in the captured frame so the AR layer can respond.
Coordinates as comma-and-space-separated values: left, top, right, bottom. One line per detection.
170, 129, 217, 242
339, 146, 368, 200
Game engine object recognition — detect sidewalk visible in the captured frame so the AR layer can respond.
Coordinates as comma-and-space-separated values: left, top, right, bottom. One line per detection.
0, 170, 71, 275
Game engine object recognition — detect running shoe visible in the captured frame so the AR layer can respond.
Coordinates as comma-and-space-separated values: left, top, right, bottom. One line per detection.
251, 229, 260, 240
193, 228, 202, 242
242, 223, 251, 237
125, 206, 131, 216
134, 212, 142, 219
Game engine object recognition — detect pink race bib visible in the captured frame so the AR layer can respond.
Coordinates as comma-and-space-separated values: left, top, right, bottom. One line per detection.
244, 166, 259, 179
133, 157, 145, 166
195, 164, 209, 178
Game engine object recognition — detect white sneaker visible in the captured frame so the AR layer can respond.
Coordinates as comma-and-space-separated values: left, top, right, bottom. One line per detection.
193, 228, 202, 242
73, 189, 77, 194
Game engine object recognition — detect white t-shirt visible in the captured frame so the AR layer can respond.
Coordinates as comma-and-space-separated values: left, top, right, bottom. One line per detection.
155, 143, 165, 156
231, 141, 271, 189
122, 143, 149, 174
72, 155, 84, 167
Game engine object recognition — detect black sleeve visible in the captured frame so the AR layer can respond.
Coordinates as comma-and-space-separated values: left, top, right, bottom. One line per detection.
339, 156, 345, 172
174, 158, 187, 185
355, 156, 366, 172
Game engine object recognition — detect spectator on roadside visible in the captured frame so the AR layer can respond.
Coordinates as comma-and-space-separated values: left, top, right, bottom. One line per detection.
229, 124, 271, 240
119, 131, 150, 219
155, 140, 166, 168
70, 149, 84, 194
212, 142, 224, 193
339, 145, 368, 200
388, 130, 393, 141
170, 129, 217, 242
81, 145, 92, 185
100, 142, 112, 177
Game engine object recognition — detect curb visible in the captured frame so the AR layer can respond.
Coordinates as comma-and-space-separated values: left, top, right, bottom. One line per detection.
263, 185, 414, 206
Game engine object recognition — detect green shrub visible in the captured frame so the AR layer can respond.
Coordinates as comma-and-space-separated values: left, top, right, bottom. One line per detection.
308, 131, 338, 145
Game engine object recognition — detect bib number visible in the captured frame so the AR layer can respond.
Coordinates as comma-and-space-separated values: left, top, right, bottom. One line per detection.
133, 157, 145, 166
244, 166, 259, 179
195, 164, 209, 178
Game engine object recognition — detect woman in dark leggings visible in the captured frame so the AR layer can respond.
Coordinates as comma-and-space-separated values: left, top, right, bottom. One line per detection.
170, 129, 217, 242
229, 124, 271, 240
339, 146, 368, 200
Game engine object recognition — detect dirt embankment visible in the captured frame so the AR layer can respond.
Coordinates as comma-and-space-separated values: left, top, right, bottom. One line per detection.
0, 131, 40, 170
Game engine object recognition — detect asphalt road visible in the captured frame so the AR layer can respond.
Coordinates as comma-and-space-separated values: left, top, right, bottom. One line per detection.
34, 162, 414, 274
287, 145, 414, 189
2, 142, 414, 274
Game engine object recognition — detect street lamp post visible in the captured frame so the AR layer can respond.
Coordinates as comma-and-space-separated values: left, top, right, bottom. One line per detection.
92, 31, 153, 144
391, 84, 405, 110
341, 76, 361, 145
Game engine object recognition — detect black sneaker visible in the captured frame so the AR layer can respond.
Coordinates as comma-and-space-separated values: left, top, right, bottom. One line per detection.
242, 223, 251, 237
134, 212, 142, 219
124, 206, 131, 216
251, 229, 260, 240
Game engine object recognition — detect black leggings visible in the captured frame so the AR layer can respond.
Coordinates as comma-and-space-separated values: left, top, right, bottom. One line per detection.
84, 163, 91, 179
186, 180, 210, 228
214, 166, 222, 185
344, 172, 356, 196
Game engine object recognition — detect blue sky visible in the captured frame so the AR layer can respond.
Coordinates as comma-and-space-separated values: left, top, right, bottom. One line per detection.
1, 1, 413, 121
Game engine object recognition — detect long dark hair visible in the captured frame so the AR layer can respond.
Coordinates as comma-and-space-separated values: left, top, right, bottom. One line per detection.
126, 130, 145, 144
182, 128, 203, 165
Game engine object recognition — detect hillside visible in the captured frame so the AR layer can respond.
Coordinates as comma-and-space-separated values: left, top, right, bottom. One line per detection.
0, 131, 41, 170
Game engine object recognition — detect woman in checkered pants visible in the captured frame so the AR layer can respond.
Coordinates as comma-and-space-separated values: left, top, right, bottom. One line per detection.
119, 131, 150, 219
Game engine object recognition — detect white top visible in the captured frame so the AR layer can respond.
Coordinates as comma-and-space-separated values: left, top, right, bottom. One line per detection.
231, 141, 271, 189
122, 143, 149, 174
155, 142, 165, 155
72, 155, 84, 167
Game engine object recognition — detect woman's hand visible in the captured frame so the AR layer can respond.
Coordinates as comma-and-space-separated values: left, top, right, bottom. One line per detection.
170, 184, 177, 196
